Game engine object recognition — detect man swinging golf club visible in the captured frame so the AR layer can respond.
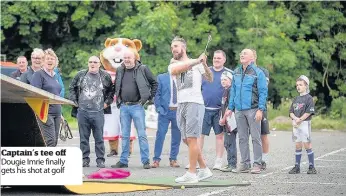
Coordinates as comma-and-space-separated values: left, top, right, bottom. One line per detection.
168, 36, 214, 183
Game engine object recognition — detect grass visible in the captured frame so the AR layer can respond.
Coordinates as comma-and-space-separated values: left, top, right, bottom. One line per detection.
268, 99, 346, 131
269, 115, 346, 131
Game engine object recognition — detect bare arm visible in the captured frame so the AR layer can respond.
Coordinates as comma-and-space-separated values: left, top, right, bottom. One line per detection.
169, 59, 202, 75
202, 61, 213, 82
222, 109, 232, 121
289, 113, 298, 120
298, 113, 311, 121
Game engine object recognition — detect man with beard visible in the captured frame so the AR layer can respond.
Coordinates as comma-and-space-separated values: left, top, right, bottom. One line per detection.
21, 48, 45, 84
169, 36, 213, 183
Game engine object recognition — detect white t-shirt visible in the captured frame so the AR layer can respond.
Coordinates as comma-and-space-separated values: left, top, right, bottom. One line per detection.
168, 63, 205, 104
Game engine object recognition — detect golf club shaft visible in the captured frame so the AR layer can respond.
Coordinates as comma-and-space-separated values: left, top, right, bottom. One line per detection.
203, 34, 212, 54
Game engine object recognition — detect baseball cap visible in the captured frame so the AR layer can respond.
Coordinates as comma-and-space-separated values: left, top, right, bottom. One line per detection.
298, 75, 309, 86
298, 75, 310, 93
221, 70, 233, 80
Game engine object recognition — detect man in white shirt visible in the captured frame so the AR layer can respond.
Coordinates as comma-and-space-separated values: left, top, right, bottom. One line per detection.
168, 36, 213, 183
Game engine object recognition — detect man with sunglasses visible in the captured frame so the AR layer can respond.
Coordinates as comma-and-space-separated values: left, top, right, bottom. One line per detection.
69, 56, 115, 168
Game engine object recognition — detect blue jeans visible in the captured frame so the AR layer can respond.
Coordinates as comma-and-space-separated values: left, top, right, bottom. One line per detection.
153, 110, 181, 162
120, 104, 150, 165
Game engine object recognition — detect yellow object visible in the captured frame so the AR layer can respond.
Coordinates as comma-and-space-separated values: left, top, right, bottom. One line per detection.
65, 182, 171, 194
24, 98, 49, 123
181, 185, 185, 189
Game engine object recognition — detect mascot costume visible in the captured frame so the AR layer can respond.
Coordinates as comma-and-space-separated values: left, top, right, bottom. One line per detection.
100, 38, 140, 157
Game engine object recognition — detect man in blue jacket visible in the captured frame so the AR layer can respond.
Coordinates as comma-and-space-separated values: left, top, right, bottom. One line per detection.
152, 69, 181, 168
228, 48, 268, 174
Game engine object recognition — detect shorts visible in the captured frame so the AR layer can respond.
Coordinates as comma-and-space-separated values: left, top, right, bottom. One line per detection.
202, 109, 223, 136
177, 102, 205, 140
292, 120, 312, 143
261, 111, 270, 135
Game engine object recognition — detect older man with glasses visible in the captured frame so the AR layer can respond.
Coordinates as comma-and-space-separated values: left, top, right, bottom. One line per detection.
69, 56, 115, 168
20, 48, 45, 84
228, 49, 268, 174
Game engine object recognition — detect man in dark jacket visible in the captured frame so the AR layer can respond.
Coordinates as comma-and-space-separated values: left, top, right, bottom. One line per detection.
112, 48, 157, 169
69, 56, 115, 168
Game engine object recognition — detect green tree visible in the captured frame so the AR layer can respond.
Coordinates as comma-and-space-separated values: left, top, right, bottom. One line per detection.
120, 1, 219, 75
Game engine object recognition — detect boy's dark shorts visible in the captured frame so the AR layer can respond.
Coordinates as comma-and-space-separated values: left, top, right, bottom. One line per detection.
261, 111, 270, 135
202, 109, 223, 136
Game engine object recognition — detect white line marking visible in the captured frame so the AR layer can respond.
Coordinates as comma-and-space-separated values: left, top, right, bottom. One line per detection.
198, 148, 346, 195
316, 159, 346, 162
315, 148, 346, 160
329, 154, 346, 157
258, 148, 346, 178
315, 166, 346, 169
329, 173, 346, 175
276, 181, 346, 186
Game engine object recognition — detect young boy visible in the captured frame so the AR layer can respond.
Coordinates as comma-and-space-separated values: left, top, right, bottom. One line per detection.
288, 75, 317, 174
219, 70, 238, 173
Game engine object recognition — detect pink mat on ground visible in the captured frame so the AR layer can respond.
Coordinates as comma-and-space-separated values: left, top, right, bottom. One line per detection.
87, 168, 131, 179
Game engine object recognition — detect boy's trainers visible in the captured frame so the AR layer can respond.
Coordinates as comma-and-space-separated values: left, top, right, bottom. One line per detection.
288, 165, 300, 174
307, 165, 317, 174
175, 171, 198, 183
197, 167, 213, 181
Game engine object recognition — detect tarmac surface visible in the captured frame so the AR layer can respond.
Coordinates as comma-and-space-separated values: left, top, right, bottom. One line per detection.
1, 130, 346, 196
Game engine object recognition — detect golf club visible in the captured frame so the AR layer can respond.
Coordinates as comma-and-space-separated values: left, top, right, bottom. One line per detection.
203, 33, 212, 54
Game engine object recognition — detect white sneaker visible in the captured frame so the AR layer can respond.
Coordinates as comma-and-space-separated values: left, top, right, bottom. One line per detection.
197, 167, 213, 181
185, 163, 200, 169
212, 158, 223, 170
175, 171, 199, 183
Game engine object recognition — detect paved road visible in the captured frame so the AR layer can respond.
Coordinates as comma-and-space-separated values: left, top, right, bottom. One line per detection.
2, 130, 346, 196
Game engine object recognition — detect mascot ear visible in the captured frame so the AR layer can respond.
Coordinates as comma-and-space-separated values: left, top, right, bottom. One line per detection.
105, 38, 112, 47
133, 39, 142, 51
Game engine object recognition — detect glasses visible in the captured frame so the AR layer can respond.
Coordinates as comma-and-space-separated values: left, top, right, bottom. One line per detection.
89, 61, 99, 64
31, 57, 42, 60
